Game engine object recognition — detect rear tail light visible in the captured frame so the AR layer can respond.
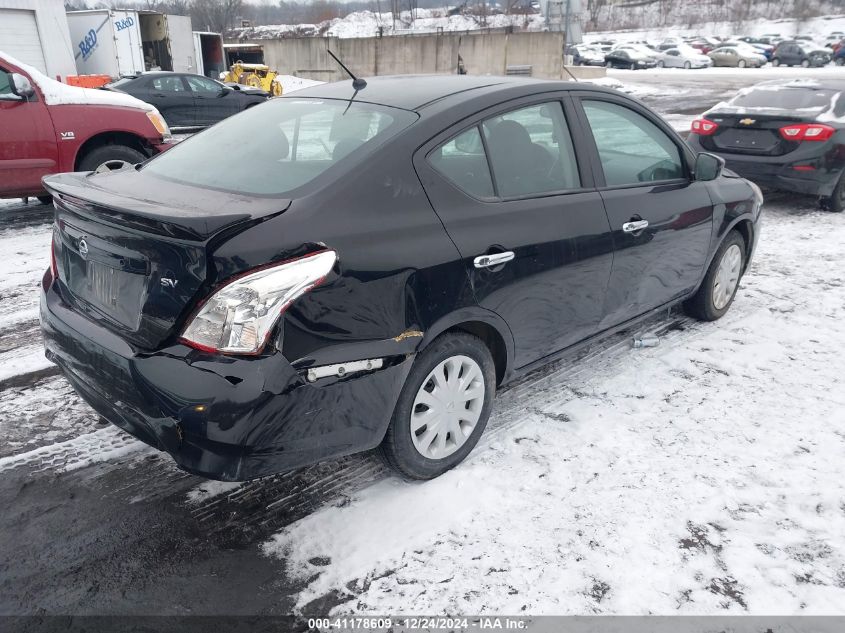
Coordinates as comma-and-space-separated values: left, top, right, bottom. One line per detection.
691, 118, 719, 136
778, 123, 836, 142
50, 234, 58, 281
179, 250, 337, 355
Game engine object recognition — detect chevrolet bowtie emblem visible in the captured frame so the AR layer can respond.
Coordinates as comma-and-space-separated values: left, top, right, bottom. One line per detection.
739, 118, 756, 125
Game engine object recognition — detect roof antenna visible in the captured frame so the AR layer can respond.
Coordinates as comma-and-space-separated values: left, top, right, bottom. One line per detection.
327, 49, 367, 90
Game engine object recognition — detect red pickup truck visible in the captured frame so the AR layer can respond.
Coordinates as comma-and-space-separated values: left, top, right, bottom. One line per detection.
0, 52, 172, 203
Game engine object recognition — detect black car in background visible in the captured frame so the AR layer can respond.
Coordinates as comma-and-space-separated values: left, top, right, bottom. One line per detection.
688, 79, 845, 211
772, 41, 832, 67
605, 47, 659, 69
41, 76, 762, 482
104, 72, 269, 129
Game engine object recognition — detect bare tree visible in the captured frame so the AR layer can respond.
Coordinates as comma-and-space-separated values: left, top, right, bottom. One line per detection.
191, 0, 244, 33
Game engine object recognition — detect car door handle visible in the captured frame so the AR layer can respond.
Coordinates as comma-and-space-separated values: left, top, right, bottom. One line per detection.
622, 220, 649, 233
474, 251, 515, 269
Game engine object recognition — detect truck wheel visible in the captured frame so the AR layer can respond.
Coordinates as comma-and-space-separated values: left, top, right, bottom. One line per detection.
78, 145, 146, 173
381, 333, 495, 480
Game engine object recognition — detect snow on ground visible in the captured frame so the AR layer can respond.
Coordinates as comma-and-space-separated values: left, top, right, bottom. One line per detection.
265, 198, 845, 614
0, 219, 51, 328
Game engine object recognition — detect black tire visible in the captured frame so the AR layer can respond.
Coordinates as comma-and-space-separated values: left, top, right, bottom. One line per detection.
36, 195, 52, 205
78, 144, 146, 173
821, 172, 845, 212
380, 332, 496, 480
657, 60, 665, 68
683, 61, 691, 69
836, 58, 844, 66
772, 58, 780, 67
801, 59, 810, 68
684, 231, 746, 321
737, 59, 747, 68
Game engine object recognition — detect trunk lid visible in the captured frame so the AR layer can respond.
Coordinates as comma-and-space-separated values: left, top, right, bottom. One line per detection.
44, 169, 290, 350
702, 111, 812, 156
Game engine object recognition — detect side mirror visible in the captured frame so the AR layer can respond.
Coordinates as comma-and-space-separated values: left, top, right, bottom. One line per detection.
694, 152, 724, 181
10, 73, 35, 98
218, 86, 231, 97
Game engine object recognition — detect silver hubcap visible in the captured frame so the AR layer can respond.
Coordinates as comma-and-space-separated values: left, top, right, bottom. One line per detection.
712, 244, 742, 310
410, 355, 485, 460
94, 159, 131, 174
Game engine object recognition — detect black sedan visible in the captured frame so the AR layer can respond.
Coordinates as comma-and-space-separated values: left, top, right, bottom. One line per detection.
104, 72, 269, 129
604, 47, 658, 69
41, 76, 762, 481
688, 79, 845, 211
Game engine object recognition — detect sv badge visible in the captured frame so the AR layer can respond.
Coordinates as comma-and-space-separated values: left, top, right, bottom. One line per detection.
160, 278, 179, 289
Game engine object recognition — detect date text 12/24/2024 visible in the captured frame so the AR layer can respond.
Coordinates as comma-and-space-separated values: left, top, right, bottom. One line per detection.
307, 617, 527, 630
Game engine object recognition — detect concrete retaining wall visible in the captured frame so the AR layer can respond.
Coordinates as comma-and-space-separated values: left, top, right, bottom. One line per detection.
226, 31, 606, 82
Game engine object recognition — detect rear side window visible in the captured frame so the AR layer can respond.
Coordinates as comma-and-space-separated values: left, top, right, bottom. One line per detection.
428, 127, 494, 199
151, 76, 186, 92
428, 101, 580, 199
482, 103, 580, 198
143, 99, 416, 195
582, 100, 684, 186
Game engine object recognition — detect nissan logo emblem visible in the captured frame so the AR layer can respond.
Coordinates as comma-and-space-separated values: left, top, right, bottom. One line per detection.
78, 239, 89, 258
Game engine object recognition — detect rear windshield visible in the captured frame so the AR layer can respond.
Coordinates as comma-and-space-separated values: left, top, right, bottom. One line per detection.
143, 98, 417, 196
730, 87, 839, 110
106, 77, 137, 88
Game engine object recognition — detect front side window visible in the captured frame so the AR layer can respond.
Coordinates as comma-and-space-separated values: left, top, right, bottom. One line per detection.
582, 100, 684, 187
0, 69, 12, 96
144, 98, 415, 195
186, 75, 221, 94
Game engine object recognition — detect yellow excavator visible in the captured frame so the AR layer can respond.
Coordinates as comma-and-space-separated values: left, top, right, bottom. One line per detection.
222, 61, 283, 96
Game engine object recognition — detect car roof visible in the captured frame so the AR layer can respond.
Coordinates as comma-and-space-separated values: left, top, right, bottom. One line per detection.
751, 78, 845, 91
286, 75, 560, 111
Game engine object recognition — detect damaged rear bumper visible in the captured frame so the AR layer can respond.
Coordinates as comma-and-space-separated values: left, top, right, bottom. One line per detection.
40, 273, 413, 481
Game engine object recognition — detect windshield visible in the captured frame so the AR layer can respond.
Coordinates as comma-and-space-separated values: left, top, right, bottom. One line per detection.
731, 87, 839, 110
144, 98, 417, 196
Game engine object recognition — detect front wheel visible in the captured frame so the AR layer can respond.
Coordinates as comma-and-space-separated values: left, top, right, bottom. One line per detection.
801, 59, 810, 68
685, 231, 746, 321
657, 60, 665, 68
737, 59, 747, 68
772, 58, 781, 66
78, 145, 146, 173
36, 195, 52, 205
381, 333, 496, 480
683, 61, 691, 69
836, 58, 844, 66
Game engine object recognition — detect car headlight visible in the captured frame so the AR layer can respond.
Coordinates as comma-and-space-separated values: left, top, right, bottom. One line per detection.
180, 250, 337, 355
146, 110, 171, 141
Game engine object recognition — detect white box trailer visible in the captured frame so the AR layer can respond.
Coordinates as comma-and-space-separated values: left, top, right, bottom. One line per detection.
139, 11, 194, 73
0, 0, 76, 79
66, 9, 145, 77
193, 31, 225, 78
66, 9, 195, 77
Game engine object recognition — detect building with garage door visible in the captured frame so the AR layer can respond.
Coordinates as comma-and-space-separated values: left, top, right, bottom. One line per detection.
0, 0, 75, 79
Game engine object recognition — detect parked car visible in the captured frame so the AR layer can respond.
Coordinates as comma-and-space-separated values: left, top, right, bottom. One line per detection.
721, 40, 774, 61
0, 51, 171, 203
104, 72, 269, 129
656, 36, 685, 51
708, 46, 767, 68
772, 40, 831, 67
569, 45, 607, 66
656, 46, 713, 69
40, 75, 763, 481
605, 46, 658, 69
688, 37, 722, 54
688, 79, 845, 211
835, 46, 845, 66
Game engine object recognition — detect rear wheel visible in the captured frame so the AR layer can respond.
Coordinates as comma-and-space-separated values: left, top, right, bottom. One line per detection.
821, 173, 845, 213
381, 333, 495, 480
78, 145, 146, 173
836, 58, 845, 66
801, 59, 810, 68
685, 231, 746, 321
772, 57, 781, 66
